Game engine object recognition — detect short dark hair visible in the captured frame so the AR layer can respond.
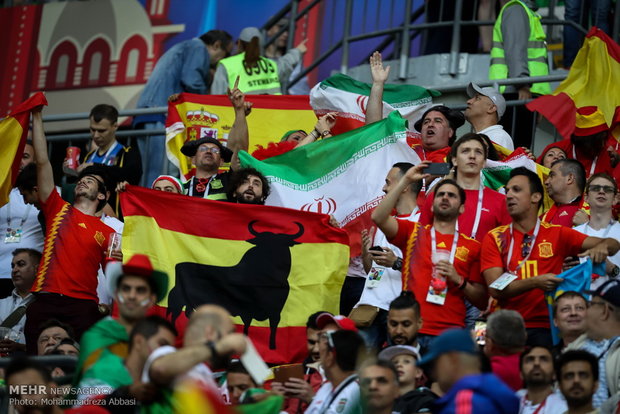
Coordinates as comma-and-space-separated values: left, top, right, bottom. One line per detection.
329, 330, 365, 372
361, 359, 400, 385
15, 163, 37, 191
556, 350, 599, 382
227, 360, 254, 378
509, 167, 544, 206
199, 30, 233, 50
128, 316, 177, 352
434, 178, 466, 206
307, 311, 326, 330
227, 168, 271, 202
519, 346, 553, 370
392, 162, 422, 194
552, 291, 586, 318
551, 158, 586, 193
12, 248, 42, 264
89, 104, 118, 124
6, 356, 53, 385
389, 291, 421, 317
416, 105, 466, 146
450, 133, 489, 160
586, 172, 618, 194
77, 165, 113, 211
37, 319, 75, 342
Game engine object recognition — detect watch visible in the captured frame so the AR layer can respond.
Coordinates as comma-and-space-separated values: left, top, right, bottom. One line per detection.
611, 265, 620, 279
392, 258, 403, 271
321, 129, 331, 137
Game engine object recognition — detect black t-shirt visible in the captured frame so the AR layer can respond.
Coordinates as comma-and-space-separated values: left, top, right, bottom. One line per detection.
394, 387, 438, 414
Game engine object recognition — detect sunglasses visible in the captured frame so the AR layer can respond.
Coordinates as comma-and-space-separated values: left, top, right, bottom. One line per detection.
588, 184, 616, 194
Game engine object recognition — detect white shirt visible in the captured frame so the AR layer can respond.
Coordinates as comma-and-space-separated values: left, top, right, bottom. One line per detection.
478, 124, 514, 151
355, 211, 420, 310
305, 374, 361, 414
0, 289, 33, 343
573, 221, 620, 289
142, 345, 219, 392
0, 188, 44, 279
516, 389, 567, 414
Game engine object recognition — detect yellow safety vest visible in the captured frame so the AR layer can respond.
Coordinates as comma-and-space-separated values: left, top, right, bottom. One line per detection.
489, 0, 551, 95
219, 52, 281, 95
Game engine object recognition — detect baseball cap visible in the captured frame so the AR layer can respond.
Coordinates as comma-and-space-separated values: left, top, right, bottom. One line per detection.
180, 137, 233, 162
239, 27, 264, 46
467, 82, 506, 118
106, 254, 169, 302
315, 313, 358, 332
585, 279, 620, 307
378, 345, 421, 362
417, 329, 477, 368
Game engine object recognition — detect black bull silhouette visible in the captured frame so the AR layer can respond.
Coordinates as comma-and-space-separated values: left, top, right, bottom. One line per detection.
167, 221, 304, 349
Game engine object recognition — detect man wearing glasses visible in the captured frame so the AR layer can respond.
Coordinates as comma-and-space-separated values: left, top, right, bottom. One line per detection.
565, 280, 620, 409
481, 168, 620, 348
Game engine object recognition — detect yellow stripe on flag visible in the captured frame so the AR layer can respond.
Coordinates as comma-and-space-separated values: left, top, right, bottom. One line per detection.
0, 117, 25, 207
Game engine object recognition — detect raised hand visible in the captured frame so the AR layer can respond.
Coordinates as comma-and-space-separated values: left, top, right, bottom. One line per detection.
370, 51, 390, 84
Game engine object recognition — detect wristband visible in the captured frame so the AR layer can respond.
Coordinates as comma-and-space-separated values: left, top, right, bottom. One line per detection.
457, 277, 467, 290
205, 341, 227, 369
392, 258, 403, 271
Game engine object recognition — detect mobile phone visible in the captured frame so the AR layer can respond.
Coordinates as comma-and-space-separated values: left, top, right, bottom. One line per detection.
273, 363, 305, 383
369, 246, 384, 252
423, 162, 451, 176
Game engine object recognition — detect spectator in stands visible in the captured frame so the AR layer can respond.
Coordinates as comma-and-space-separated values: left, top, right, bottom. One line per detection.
352, 162, 421, 349
489, 0, 551, 149
0, 248, 40, 355
226, 361, 258, 405
6, 357, 64, 414
481, 167, 619, 347
572, 173, 620, 287
386, 292, 423, 350
305, 329, 364, 414
483, 309, 527, 391
25, 106, 116, 353
227, 167, 270, 204
73, 104, 142, 216
134, 29, 234, 186
536, 144, 566, 169
516, 346, 568, 413
417, 328, 519, 413
211, 27, 307, 95
145, 304, 247, 393
378, 345, 437, 413
181, 85, 249, 200
563, 0, 612, 68
36, 319, 74, 355
542, 159, 586, 226
75, 254, 168, 394
464, 83, 513, 150
316, 313, 359, 334
151, 175, 184, 194
48, 338, 81, 380
359, 359, 401, 414
373, 163, 488, 352
420, 133, 511, 242
557, 350, 600, 414
0, 140, 43, 298
552, 291, 587, 354
566, 280, 620, 407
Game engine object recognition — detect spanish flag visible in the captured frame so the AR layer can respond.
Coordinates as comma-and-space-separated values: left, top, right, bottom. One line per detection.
120, 186, 349, 364
0, 92, 47, 207
165, 94, 317, 178
526, 27, 620, 140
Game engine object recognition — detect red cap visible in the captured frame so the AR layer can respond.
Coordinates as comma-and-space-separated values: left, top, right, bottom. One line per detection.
315, 313, 358, 332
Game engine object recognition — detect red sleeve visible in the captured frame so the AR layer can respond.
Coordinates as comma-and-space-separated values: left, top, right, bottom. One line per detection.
419, 191, 434, 226
467, 241, 483, 284
561, 226, 589, 256
388, 220, 417, 252
40, 189, 67, 220
480, 230, 505, 272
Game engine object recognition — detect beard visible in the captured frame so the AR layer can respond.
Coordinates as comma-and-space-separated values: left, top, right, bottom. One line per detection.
234, 190, 264, 205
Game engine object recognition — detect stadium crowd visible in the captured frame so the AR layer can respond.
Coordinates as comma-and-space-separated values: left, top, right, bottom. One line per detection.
1, 3, 620, 413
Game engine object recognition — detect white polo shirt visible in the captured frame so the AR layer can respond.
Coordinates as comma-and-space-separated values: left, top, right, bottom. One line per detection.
305, 374, 361, 414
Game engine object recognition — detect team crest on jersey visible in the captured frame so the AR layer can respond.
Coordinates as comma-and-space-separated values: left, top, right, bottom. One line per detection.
538, 242, 553, 258
455, 246, 469, 262
94, 231, 105, 246
336, 398, 348, 413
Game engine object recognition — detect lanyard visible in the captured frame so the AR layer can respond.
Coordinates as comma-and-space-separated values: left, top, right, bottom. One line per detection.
573, 145, 597, 177
94, 141, 120, 165
506, 219, 541, 273
519, 394, 548, 414
188, 176, 215, 198
317, 374, 358, 414
469, 180, 485, 239
430, 227, 459, 264
583, 220, 615, 238
6, 200, 32, 230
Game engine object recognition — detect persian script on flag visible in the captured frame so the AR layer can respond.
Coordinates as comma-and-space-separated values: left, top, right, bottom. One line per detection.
120, 186, 349, 364
165, 94, 318, 177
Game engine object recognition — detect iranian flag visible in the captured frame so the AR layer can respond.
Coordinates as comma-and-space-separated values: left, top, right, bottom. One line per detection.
309, 73, 440, 138
239, 111, 420, 256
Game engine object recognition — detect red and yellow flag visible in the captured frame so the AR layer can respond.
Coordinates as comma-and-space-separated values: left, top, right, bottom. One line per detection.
0, 92, 47, 207
120, 186, 349, 364
165, 94, 317, 178
527, 27, 620, 140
